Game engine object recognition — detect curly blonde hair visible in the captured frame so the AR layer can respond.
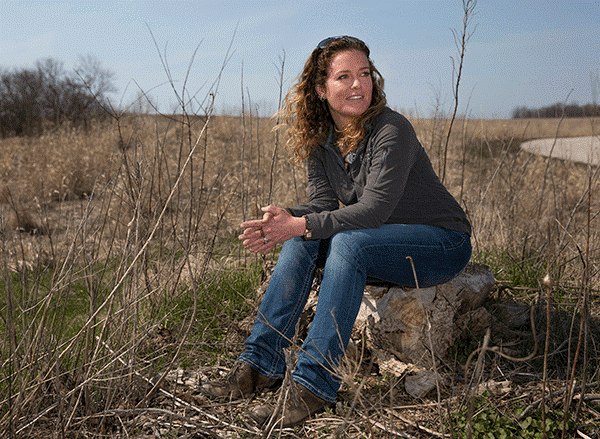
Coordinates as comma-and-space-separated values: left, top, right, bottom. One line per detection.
277, 36, 387, 163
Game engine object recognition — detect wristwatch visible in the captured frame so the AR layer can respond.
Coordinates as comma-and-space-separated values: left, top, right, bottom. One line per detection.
302, 215, 313, 240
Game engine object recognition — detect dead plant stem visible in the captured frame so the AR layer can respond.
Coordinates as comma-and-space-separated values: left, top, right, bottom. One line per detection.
441, 0, 476, 184
268, 50, 286, 205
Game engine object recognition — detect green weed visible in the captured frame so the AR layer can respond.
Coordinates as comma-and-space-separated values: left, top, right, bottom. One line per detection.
154, 261, 263, 355
448, 394, 576, 439
475, 248, 548, 291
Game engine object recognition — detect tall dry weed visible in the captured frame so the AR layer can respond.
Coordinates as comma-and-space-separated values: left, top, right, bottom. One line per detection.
0, 88, 306, 433
1, 103, 599, 437
1, 18, 599, 435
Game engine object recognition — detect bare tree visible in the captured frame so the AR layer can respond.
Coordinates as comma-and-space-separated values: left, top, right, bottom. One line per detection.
0, 55, 116, 137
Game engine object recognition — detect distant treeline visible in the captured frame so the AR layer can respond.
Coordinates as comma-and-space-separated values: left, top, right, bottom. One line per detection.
0, 56, 115, 138
512, 103, 600, 119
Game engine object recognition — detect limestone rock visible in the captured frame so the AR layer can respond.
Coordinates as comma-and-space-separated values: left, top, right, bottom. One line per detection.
405, 370, 443, 399
244, 262, 496, 399
358, 263, 496, 368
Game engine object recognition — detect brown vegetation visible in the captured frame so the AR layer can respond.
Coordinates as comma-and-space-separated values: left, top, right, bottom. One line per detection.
1, 109, 599, 437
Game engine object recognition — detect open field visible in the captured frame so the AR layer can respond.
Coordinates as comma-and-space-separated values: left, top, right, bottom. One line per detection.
1, 112, 599, 438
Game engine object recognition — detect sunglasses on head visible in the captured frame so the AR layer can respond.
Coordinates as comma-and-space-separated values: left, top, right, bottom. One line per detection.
316, 35, 363, 50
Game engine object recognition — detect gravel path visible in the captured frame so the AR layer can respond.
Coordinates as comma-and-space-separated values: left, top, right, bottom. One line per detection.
521, 136, 600, 165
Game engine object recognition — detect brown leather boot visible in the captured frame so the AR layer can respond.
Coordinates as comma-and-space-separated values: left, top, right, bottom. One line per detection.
201, 362, 281, 400
248, 382, 330, 428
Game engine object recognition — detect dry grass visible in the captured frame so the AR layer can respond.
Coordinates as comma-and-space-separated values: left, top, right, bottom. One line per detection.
1, 110, 599, 438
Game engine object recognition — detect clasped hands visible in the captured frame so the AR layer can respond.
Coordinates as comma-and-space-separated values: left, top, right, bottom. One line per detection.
239, 205, 306, 254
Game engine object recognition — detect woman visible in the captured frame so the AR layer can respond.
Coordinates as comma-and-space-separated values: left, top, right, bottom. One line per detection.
202, 36, 472, 427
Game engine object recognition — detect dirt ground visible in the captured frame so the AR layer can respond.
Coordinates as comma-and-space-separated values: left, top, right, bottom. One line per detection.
521, 136, 600, 165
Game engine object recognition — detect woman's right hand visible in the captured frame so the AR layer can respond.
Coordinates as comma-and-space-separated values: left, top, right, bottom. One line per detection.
239, 205, 306, 254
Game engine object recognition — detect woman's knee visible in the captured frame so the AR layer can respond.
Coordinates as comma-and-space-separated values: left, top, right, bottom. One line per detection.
275, 237, 323, 271
328, 231, 367, 265
281, 236, 318, 255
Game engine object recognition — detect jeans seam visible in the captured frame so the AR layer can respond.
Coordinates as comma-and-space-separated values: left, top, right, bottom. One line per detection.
359, 231, 469, 260
267, 244, 318, 376
441, 230, 469, 252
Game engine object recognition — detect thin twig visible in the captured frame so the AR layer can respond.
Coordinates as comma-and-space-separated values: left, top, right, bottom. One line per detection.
406, 255, 445, 435
95, 336, 256, 434
386, 408, 450, 438
441, 0, 477, 183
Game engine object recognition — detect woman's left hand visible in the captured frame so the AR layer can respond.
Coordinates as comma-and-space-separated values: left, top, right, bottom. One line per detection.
239, 205, 306, 254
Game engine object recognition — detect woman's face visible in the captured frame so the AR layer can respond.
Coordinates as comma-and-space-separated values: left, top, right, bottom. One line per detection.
316, 49, 373, 128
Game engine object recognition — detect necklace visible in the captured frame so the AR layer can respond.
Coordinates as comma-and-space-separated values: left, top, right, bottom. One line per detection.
345, 152, 357, 165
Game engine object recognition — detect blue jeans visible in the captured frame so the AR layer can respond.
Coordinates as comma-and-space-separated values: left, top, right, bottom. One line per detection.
239, 224, 471, 402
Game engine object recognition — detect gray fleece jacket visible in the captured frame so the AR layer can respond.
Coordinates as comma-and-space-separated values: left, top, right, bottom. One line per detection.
288, 107, 471, 240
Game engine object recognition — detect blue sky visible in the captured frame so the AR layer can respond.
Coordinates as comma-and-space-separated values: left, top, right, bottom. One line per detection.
1, 0, 599, 118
